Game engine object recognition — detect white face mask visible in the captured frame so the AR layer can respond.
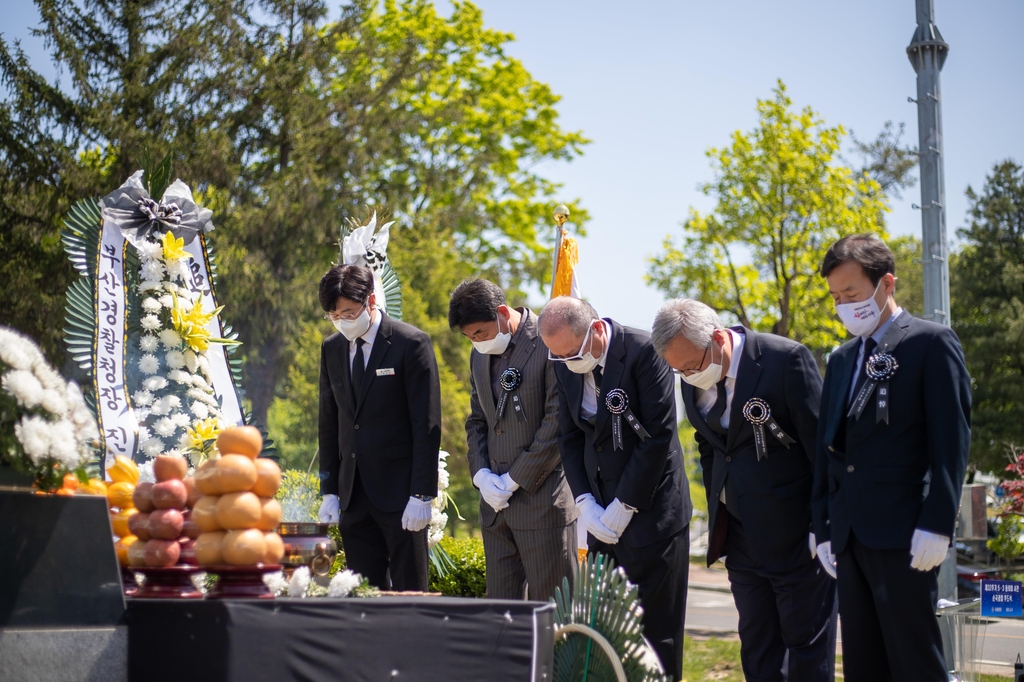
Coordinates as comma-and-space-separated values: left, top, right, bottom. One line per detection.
681, 340, 724, 391
562, 325, 600, 375
471, 310, 511, 355
835, 279, 885, 337
333, 305, 372, 341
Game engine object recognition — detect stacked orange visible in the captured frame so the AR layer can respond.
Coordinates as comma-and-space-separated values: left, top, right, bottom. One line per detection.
103, 455, 142, 566
191, 426, 284, 567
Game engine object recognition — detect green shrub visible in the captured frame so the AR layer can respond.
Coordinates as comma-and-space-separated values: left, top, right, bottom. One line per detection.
429, 536, 486, 597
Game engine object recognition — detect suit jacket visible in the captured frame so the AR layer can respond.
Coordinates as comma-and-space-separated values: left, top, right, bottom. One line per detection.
682, 328, 821, 572
811, 311, 971, 553
465, 308, 577, 530
318, 312, 442, 513
554, 320, 690, 548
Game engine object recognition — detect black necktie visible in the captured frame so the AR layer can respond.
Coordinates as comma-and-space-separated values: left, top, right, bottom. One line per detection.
836, 337, 877, 449
706, 378, 729, 435
351, 338, 366, 404
593, 366, 603, 394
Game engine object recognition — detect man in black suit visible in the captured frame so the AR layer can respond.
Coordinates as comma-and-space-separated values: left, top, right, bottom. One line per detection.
317, 264, 442, 591
813, 234, 971, 681
539, 296, 691, 682
653, 298, 837, 682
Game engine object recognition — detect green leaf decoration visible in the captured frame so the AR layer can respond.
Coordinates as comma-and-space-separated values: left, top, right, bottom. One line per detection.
61, 198, 102, 376
142, 149, 174, 201
552, 553, 671, 682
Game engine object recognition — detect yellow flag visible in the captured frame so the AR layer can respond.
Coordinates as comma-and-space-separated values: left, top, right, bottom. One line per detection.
551, 228, 581, 299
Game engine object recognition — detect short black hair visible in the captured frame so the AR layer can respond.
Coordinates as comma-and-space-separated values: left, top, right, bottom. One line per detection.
448, 278, 506, 329
319, 264, 374, 312
820, 234, 895, 286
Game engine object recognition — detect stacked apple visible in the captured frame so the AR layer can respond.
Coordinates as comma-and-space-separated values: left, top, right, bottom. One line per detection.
123, 453, 202, 568
191, 426, 285, 567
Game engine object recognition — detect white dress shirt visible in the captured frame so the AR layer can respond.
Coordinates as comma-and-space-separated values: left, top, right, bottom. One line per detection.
694, 328, 745, 430
349, 308, 383, 372
580, 321, 612, 419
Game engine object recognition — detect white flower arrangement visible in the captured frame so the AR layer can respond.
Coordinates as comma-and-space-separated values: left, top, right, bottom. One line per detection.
0, 326, 99, 489
262, 567, 374, 599
428, 450, 457, 548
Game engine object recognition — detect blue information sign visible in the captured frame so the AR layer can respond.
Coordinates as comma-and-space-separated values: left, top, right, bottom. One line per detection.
981, 580, 1022, 617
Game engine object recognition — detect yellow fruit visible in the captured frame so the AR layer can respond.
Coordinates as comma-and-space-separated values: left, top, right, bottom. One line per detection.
252, 458, 282, 497
195, 531, 226, 566
79, 479, 108, 496
111, 508, 138, 537
107, 481, 136, 510
192, 495, 221, 532
215, 492, 261, 530
107, 455, 140, 485
62, 473, 79, 491
216, 426, 263, 460
115, 535, 140, 567
222, 529, 266, 566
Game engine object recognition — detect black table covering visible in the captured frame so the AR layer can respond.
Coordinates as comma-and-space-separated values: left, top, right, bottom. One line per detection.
127, 597, 555, 682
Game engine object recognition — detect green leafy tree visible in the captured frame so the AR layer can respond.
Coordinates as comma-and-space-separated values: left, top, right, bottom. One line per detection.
951, 160, 1024, 472
647, 81, 890, 355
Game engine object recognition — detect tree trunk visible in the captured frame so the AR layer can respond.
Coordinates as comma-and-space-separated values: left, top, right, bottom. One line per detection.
244, 336, 283, 428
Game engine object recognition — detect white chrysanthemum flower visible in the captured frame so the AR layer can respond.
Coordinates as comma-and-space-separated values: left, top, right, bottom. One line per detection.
142, 297, 161, 313
166, 395, 181, 410
141, 260, 165, 281
141, 438, 165, 457
149, 398, 169, 416
154, 417, 177, 438
437, 468, 450, 492
184, 351, 199, 373
190, 401, 210, 420
438, 450, 450, 463
138, 354, 160, 375
39, 389, 69, 416
288, 567, 311, 598
177, 431, 192, 449
428, 512, 447, 548
140, 335, 159, 352
0, 337, 34, 370
141, 315, 162, 331
139, 280, 162, 293
136, 240, 163, 261
134, 390, 154, 406
33, 361, 65, 390
48, 420, 80, 466
14, 415, 51, 464
198, 354, 212, 377
137, 459, 156, 484
158, 294, 173, 308
165, 448, 183, 459
327, 570, 362, 598
166, 259, 191, 282
191, 375, 211, 392
171, 412, 191, 428
167, 369, 190, 384
159, 329, 181, 350
165, 350, 186, 370
143, 376, 168, 392
2, 369, 44, 408
263, 571, 288, 597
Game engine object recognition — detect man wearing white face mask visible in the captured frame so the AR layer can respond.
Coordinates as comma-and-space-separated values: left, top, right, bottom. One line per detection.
653, 299, 837, 682
539, 296, 691, 681
447, 279, 578, 601
814, 235, 971, 681
317, 264, 442, 592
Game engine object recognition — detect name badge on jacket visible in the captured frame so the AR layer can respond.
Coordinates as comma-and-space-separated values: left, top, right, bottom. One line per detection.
376, 368, 395, 376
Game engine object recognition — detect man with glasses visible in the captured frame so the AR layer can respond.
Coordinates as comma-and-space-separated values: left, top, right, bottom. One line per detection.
317, 264, 442, 592
652, 298, 837, 682
447, 278, 577, 601
538, 296, 691, 681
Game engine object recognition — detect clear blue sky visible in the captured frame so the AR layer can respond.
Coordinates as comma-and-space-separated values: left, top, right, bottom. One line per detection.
6, 1, 1023, 329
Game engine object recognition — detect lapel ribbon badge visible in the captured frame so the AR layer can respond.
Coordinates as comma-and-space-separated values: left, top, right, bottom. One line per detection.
604, 388, 651, 451
496, 367, 527, 424
849, 352, 899, 424
742, 397, 795, 461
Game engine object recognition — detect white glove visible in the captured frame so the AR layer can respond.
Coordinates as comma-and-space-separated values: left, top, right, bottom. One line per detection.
499, 472, 520, 493
599, 498, 636, 538
576, 493, 618, 545
318, 494, 339, 523
910, 528, 950, 571
402, 496, 432, 532
473, 468, 512, 512
816, 541, 837, 579
809, 532, 817, 559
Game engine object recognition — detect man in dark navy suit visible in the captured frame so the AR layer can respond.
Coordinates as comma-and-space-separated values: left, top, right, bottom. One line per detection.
653, 298, 837, 682
539, 296, 691, 681
813, 234, 971, 681
317, 264, 442, 592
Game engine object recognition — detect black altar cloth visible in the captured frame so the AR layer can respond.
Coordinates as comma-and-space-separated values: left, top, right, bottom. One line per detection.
127, 597, 554, 682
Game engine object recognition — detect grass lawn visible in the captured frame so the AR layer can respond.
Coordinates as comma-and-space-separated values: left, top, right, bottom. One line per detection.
682, 636, 1013, 681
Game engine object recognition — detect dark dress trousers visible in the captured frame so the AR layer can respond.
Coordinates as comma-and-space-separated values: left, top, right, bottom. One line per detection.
319, 312, 442, 591
682, 327, 837, 682
554, 319, 691, 681
811, 311, 971, 682
465, 308, 578, 601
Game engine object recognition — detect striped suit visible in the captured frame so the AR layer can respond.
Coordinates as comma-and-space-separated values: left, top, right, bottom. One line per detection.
466, 308, 578, 601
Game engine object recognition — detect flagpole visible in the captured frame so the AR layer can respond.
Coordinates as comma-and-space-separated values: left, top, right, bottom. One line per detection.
551, 204, 569, 299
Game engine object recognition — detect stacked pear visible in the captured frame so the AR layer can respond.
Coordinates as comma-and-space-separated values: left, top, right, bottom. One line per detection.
192, 426, 284, 567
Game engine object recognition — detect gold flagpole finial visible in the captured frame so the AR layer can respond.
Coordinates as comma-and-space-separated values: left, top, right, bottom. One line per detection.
554, 204, 569, 227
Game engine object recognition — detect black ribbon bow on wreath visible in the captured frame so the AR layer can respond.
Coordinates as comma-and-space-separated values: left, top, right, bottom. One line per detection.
848, 352, 899, 424
742, 397, 796, 461
604, 388, 651, 450
496, 367, 527, 424
100, 171, 214, 247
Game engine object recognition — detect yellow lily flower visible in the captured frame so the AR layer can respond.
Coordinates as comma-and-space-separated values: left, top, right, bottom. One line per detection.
161, 231, 189, 263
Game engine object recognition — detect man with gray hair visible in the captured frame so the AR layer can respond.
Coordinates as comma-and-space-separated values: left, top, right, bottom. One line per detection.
540, 296, 691, 681
652, 298, 837, 682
